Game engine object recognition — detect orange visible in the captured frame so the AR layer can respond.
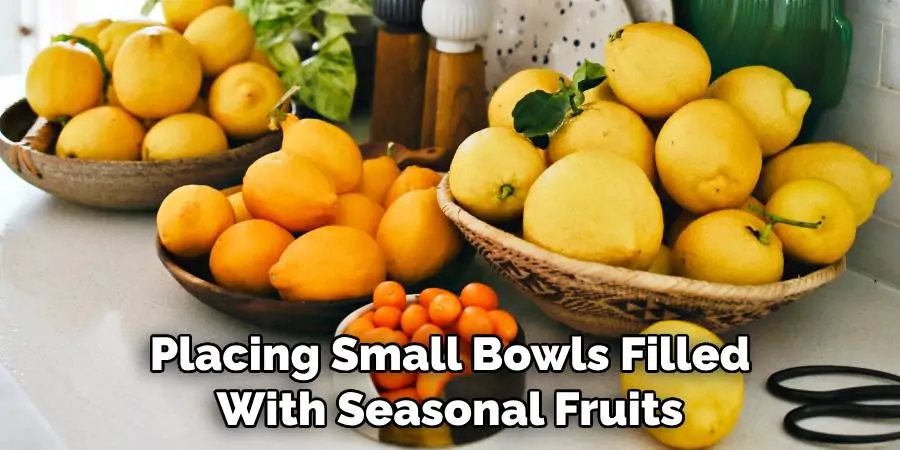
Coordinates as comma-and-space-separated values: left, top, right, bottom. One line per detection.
281, 118, 363, 193
209, 220, 294, 295
227, 193, 253, 222
373, 281, 407, 309
459, 283, 499, 310
383, 166, 442, 208
400, 304, 429, 337
417, 372, 453, 399
359, 156, 401, 204
344, 317, 375, 339
373, 371, 417, 390
418, 288, 452, 309
327, 193, 384, 237
411, 324, 444, 347
457, 306, 494, 341
488, 310, 518, 344
373, 307, 403, 329
428, 294, 462, 327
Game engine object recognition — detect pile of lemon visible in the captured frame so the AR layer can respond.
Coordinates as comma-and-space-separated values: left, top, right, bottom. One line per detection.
450, 21, 893, 288
157, 114, 462, 302
24, 0, 285, 162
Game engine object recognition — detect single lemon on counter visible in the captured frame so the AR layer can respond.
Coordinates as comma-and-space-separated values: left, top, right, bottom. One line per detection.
209, 62, 286, 140
621, 320, 744, 449
209, 219, 294, 295
765, 179, 856, 265
756, 142, 892, 226
583, 80, 618, 104
183, 6, 255, 77
449, 127, 546, 223
142, 113, 228, 161
647, 244, 673, 275
70, 18, 113, 45
25, 41, 103, 121
488, 68, 570, 129
377, 188, 463, 285
113, 26, 202, 119
227, 192, 252, 222
523, 150, 664, 270
547, 102, 656, 181
242, 151, 338, 233
328, 193, 385, 237
97, 19, 163, 71
605, 22, 712, 119
248, 47, 278, 72
56, 106, 145, 161
666, 197, 765, 246
673, 209, 783, 285
708, 66, 811, 158
280, 117, 363, 193
157, 185, 236, 258
383, 166, 443, 209
270, 226, 387, 301
161, 0, 234, 32
359, 155, 401, 205
656, 99, 762, 215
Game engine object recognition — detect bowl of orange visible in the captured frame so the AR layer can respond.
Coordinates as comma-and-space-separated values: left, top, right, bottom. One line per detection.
332, 281, 527, 448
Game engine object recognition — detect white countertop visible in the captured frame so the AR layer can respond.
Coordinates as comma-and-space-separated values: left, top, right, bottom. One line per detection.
2, 75, 900, 450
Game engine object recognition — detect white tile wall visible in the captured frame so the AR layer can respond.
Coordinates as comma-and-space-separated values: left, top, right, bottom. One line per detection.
813, 0, 900, 286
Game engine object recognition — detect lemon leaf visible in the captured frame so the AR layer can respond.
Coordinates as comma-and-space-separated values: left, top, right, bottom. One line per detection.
512, 90, 570, 138
573, 60, 607, 92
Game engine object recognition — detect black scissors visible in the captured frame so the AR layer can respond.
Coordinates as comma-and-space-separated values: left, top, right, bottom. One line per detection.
766, 365, 900, 445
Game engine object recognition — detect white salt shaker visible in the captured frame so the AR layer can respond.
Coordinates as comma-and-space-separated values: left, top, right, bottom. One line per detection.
421, 0, 495, 54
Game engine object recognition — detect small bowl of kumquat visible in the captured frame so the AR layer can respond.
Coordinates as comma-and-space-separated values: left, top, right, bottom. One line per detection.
332, 281, 527, 448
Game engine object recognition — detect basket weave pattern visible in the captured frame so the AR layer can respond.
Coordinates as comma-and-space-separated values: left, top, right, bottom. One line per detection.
437, 175, 845, 337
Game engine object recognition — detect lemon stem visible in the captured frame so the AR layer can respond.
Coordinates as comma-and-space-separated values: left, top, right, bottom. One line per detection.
748, 204, 822, 245
498, 184, 514, 200
267, 85, 300, 130
609, 29, 624, 42
385, 142, 395, 158
52, 34, 111, 104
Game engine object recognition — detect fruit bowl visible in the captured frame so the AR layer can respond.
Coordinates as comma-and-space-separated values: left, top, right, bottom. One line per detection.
0, 98, 281, 211
331, 294, 527, 447
436, 175, 846, 337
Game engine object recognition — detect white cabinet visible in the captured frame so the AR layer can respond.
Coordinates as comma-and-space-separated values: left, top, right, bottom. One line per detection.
0, 0, 24, 75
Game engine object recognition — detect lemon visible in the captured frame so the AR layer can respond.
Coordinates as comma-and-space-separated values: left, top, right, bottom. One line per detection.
97, 20, 162, 71
209, 219, 295, 295
523, 150, 664, 270
157, 185, 236, 258
71, 19, 113, 44
161, 0, 234, 32
583, 80, 618, 104
183, 6, 255, 77
359, 156, 401, 205
489, 68, 570, 129
56, 106, 145, 161
281, 118, 363, 193
756, 142, 892, 226
673, 209, 783, 285
656, 99, 763, 215
547, 101, 656, 181
26, 41, 104, 121
142, 113, 228, 161
621, 320, 744, 449
667, 196, 767, 246
228, 193, 253, 222
708, 66, 811, 158
328, 193, 385, 238
765, 179, 856, 265
449, 127, 547, 223
209, 62, 286, 140
605, 22, 712, 119
113, 26, 202, 119
647, 244, 673, 275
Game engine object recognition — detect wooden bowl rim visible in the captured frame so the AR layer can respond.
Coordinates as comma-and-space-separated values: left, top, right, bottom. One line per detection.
436, 174, 845, 303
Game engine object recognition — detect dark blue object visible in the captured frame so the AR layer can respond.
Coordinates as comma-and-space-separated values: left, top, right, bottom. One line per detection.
374, 0, 425, 31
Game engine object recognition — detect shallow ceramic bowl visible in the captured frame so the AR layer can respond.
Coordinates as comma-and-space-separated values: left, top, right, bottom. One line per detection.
332, 295, 527, 447
0, 98, 281, 212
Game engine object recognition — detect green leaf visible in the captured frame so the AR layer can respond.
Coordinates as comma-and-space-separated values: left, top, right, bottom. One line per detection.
140, 0, 159, 16
317, 0, 373, 16
573, 60, 607, 92
269, 40, 302, 71
287, 36, 357, 122
320, 12, 357, 48
512, 90, 571, 138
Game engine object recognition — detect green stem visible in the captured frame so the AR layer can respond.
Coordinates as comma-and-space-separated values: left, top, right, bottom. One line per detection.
748, 204, 822, 245
267, 85, 300, 130
758, 222, 775, 246
385, 142, 395, 158
609, 29, 624, 42
498, 184, 514, 200
52, 34, 110, 104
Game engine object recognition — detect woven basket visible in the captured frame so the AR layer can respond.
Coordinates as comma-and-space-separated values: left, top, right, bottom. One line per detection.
436, 175, 846, 337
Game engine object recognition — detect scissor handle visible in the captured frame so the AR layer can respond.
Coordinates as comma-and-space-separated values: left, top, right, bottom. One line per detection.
767, 365, 900, 403
784, 402, 900, 445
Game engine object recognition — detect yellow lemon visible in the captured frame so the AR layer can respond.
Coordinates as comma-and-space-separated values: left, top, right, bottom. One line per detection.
280, 117, 363, 193
605, 22, 712, 119
270, 226, 387, 301
228, 193, 253, 222
756, 142, 892, 226
523, 150, 664, 270
209, 62, 286, 140
70, 19, 113, 45
209, 219, 295, 295
656, 99, 762, 215
96, 20, 163, 71
547, 101, 656, 181
708, 66, 812, 157
157, 185, 236, 258
328, 193, 385, 237
621, 320, 744, 450
113, 26, 202, 119
56, 106, 145, 161
488, 68, 570, 129
583, 80, 618, 104
665, 197, 764, 247
183, 6, 255, 77
647, 244, 673, 275
449, 127, 547, 223
673, 209, 783, 285
25, 41, 103, 121
766, 179, 856, 265
161, 0, 234, 32
142, 113, 228, 161
359, 156, 401, 205
383, 166, 443, 209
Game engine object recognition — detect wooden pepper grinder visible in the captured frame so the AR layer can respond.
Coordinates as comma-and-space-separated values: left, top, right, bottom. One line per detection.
420, 0, 494, 152
369, 0, 430, 148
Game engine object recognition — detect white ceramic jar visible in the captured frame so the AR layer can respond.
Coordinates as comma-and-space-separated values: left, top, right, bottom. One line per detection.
421, 0, 495, 54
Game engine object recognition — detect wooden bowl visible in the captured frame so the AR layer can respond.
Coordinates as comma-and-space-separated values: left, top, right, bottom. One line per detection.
0, 98, 281, 212
332, 295, 527, 447
436, 175, 846, 337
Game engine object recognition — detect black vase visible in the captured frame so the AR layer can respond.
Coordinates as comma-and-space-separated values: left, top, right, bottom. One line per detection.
374, 0, 425, 31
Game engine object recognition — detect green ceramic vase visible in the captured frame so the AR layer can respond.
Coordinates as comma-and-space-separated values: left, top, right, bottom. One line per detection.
674, 0, 853, 140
